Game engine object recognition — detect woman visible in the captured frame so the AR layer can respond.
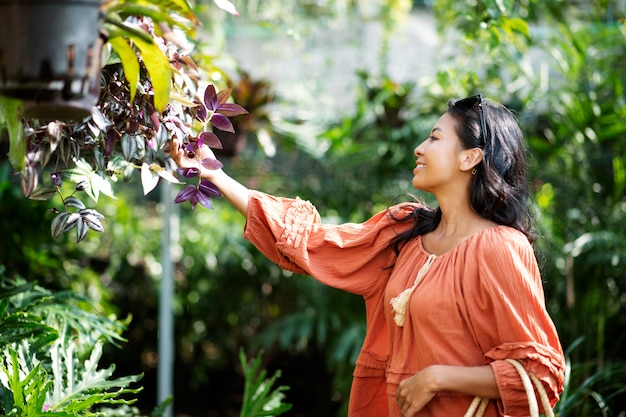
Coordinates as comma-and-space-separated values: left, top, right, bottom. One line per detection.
170, 95, 565, 417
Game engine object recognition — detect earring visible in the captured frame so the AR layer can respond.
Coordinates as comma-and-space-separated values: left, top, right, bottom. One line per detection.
471, 167, 478, 175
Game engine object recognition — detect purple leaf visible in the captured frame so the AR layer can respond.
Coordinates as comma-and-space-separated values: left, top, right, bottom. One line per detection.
202, 158, 224, 170
209, 113, 235, 132
199, 131, 223, 149
199, 180, 222, 197
217, 103, 248, 117
176, 167, 201, 178
215, 88, 233, 106
203, 85, 218, 111
174, 185, 197, 203
105, 130, 117, 157
195, 103, 207, 122
195, 189, 214, 210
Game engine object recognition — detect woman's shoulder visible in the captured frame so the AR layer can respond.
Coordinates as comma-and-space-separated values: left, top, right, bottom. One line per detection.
475, 225, 534, 254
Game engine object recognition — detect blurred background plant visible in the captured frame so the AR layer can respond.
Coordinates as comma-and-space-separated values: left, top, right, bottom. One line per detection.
1, 0, 626, 416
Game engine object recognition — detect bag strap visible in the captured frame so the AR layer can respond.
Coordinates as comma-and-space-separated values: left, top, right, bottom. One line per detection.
464, 359, 554, 417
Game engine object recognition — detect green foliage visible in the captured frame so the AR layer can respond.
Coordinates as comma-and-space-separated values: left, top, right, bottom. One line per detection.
238, 350, 292, 417
0, 273, 143, 416
555, 338, 626, 417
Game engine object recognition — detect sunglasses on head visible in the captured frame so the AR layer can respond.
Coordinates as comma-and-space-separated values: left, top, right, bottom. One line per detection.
454, 94, 488, 148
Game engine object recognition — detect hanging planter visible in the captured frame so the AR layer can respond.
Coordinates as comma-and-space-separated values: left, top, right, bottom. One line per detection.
0, 0, 104, 120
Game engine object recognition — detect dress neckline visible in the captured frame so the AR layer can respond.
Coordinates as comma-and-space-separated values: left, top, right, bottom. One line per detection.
418, 224, 505, 258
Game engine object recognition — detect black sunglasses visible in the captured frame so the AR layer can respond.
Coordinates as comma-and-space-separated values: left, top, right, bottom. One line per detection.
454, 94, 488, 148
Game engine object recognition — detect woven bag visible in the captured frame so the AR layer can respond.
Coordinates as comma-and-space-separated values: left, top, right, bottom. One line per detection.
464, 359, 554, 417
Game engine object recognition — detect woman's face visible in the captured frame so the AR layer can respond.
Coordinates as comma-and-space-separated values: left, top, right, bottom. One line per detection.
412, 113, 472, 193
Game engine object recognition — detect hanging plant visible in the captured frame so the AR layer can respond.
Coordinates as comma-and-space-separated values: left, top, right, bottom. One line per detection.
0, 0, 245, 242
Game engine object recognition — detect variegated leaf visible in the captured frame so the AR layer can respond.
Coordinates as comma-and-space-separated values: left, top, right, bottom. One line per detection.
21, 165, 38, 197
28, 186, 57, 201
82, 213, 105, 233
76, 218, 89, 242
51, 211, 69, 240
40, 141, 52, 168
71, 139, 81, 160
94, 148, 106, 171
63, 213, 81, 232
121, 134, 137, 161
59, 138, 71, 166
79, 208, 105, 220
64, 196, 86, 210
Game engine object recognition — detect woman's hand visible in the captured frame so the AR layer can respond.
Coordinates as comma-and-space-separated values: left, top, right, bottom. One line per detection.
169, 137, 221, 181
396, 366, 438, 417
396, 365, 500, 416
169, 137, 250, 216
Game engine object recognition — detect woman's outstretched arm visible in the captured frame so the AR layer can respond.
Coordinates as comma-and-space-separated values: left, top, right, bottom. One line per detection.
170, 137, 250, 217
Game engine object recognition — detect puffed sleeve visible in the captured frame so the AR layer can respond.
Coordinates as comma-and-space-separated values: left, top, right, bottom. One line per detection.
243, 190, 416, 297
466, 228, 565, 416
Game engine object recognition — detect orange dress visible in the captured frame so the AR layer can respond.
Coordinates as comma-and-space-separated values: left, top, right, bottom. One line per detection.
243, 191, 565, 417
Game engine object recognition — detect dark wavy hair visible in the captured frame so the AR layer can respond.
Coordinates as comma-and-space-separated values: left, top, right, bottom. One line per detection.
389, 96, 536, 258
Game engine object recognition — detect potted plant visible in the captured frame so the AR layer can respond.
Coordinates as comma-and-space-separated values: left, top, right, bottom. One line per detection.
0, 0, 247, 241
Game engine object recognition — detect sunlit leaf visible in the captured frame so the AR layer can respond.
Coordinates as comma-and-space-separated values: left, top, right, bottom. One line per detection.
109, 37, 140, 104
82, 213, 105, 233
215, 88, 233, 106
84, 170, 115, 202
141, 162, 160, 195
107, 4, 178, 27
132, 36, 171, 112
217, 103, 248, 117
153, 165, 182, 184
0, 95, 26, 172
213, 0, 239, 16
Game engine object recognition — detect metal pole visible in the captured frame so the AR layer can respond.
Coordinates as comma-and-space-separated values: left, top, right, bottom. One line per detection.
158, 179, 178, 417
